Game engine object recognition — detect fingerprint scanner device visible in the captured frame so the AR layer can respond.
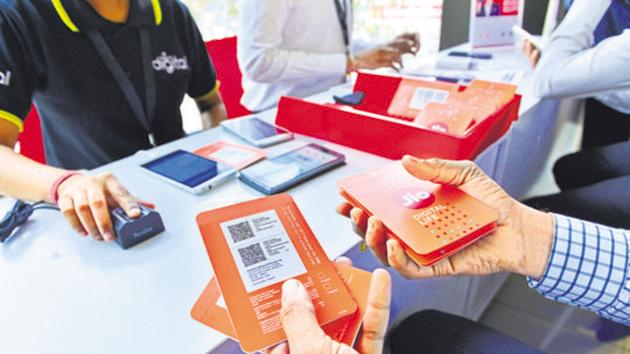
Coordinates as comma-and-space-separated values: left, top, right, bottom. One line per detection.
111, 205, 165, 249
333, 91, 365, 106
338, 162, 498, 266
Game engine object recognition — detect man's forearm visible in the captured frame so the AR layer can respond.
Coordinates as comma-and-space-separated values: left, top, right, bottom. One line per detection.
528, 215, 630, 326
0, 145, 67, 202
199, 103, 227, 130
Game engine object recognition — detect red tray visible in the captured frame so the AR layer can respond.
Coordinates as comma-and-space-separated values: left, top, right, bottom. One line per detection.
275, 71, 521, 160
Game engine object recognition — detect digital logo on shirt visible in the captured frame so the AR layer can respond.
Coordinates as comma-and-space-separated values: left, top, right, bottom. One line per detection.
152, 52, 189, 74
0, 70, 11, 87
394, 188, 436, 209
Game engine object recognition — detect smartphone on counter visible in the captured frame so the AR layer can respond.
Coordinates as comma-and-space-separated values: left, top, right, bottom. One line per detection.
238, 143, 345, 195
141, 150, 236, 195
220, 117, 293, 148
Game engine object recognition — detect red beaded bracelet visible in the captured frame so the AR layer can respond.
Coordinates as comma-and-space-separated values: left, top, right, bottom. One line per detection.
49, 171, 82, 205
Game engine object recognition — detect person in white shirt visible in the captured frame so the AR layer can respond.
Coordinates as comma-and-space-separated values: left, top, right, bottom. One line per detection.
237, 0, 420, 112
528, 0, 629, 149
532, 0, 630, 116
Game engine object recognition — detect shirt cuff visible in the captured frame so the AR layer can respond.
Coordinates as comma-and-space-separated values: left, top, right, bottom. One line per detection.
312, 53, 347, 79
0, 109, 24, 133
528, 214, 628, 311
192, 81, 221, 101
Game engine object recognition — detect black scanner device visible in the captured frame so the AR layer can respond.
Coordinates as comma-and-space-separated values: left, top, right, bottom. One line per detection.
333, 91, 365, 106
110, 205, 165, 249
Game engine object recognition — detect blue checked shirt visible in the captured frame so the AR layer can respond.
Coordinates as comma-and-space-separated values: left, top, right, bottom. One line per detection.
528, 215, 630, 325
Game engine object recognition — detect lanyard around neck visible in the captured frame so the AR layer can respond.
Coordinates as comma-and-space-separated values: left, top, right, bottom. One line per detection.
333, 0, 351, 55
86, 28, 157, 146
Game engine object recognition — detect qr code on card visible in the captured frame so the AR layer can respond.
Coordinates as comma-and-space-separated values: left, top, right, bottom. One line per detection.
238, 243, 267, 267
228, 221, 256, 243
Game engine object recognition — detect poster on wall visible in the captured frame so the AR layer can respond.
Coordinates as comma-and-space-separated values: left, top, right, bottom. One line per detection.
469, 0, 524, 47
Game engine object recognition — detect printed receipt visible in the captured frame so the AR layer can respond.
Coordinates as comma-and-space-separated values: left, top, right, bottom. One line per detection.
221, 209, 307, 293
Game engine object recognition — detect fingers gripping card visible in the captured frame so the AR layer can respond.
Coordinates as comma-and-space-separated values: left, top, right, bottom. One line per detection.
196, 194, 357, 353
191, 264, 371, 347
338, 162, 498, 266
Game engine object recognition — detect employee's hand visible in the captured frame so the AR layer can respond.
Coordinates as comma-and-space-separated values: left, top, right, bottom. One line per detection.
387, 32, 420, 55
265, 262, 391, 354
56, 173, 148, 242
337, 156, 555, 280
523, 39, 541, 68
196, 90, 228, 129
352, 46, 404, 72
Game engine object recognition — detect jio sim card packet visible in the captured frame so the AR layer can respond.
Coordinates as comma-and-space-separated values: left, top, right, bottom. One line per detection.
338, 162, 498, 266
196, 194, 358, 353
191, 277, 238, 340
387, 78, 460, 119
194, 141, 266, 170
468, 79, 517, 96
413, 102, 477, 135
191, 264, 371, 347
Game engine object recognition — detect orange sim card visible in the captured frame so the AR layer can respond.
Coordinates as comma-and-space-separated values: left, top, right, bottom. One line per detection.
468, 79, 517, 95
338, 162, 498, 266
196, 194, 358, 353
454, 80, 517, 112
413, 102, 477, 135
387, 78, 460, 120
194, 141, 266, 170
191, 263, 372, 347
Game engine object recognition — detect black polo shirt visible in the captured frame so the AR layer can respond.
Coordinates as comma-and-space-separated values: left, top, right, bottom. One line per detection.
0, 0, 217, 169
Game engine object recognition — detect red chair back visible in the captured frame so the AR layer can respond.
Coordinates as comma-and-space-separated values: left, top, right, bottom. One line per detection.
205, 36, 251, 118
18, 107, 46, 164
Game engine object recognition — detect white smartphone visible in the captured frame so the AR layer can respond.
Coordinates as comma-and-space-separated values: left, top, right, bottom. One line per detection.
238, 143, 345, 195
141, 150, 236, 195
512, 26, 545, 50
220, 117, 293, 148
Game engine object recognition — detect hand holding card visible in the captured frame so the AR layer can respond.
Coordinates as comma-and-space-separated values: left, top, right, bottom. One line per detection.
264, 267, 391, 354
337, 156, 552, 281
196, 194, 358, 353
192, 262, 385, 350
338, 160, 498, 266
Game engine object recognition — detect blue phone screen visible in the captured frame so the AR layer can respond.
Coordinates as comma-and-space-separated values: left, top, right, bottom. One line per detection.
142, 150, 229, 187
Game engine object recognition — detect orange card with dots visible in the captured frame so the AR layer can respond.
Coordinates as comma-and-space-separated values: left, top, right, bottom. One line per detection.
337, 162, 498, 266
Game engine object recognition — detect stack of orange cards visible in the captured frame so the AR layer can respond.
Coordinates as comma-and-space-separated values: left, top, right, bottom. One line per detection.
412, 80, 517, 135
191, 263, 372, 348
387, 78, 460, 119
194, 194, 368, 353
194, 141, 266, 170
338, 162, 498, 266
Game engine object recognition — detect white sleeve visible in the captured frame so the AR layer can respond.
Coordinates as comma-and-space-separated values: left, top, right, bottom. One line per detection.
237, 0, 347, 84
351, 38, 376, 55
533, 0, 630, 99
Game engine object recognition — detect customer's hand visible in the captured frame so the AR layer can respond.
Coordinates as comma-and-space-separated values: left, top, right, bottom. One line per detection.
337, 156, 555, 280
352, 46, 403, 71
387, 32, 420, 55
523, 39, 541, 68
264, 260, 392, 354
56, 173, 150, 242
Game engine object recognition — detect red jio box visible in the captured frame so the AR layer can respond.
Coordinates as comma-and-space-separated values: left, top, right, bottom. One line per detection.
275, 71, 521, 160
